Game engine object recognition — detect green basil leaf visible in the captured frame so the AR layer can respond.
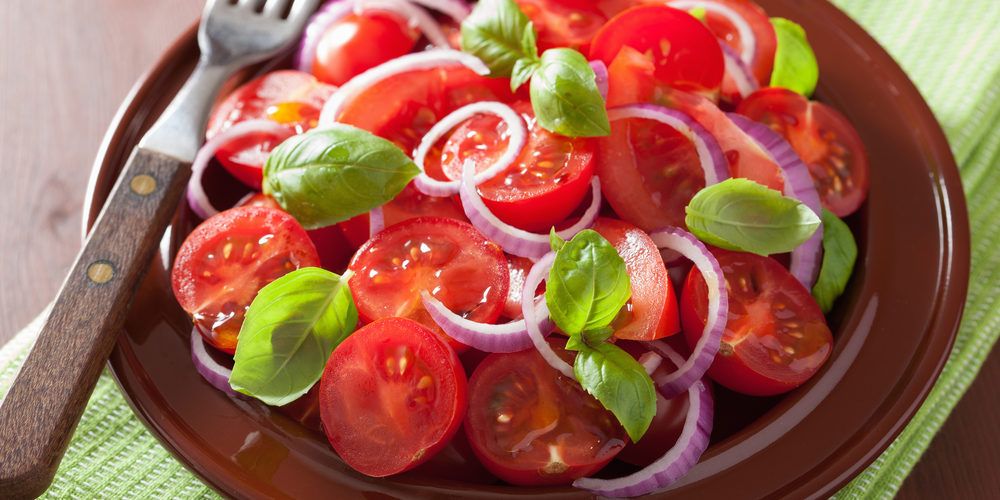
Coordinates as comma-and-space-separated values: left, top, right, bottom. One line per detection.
263, 124, 419, 230
230, 268, 358, 406
549, 227, 565, 252
689, 6, 708, 22
770, 18, 819, 97
573, 342, 656, 442
685, 178, 821, 256
812, 209, 858, 313
546, 230, 631, 336
530, 48, 611, 138
460, 0, 538, 77
511, 56, 540, 91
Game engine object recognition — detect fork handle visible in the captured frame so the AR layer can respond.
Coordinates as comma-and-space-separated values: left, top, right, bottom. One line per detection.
0, 148, 190, 498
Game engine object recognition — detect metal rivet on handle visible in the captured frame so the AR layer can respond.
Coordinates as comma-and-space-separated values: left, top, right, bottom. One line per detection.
86, 261, 115, 284
130, 174, 157, 196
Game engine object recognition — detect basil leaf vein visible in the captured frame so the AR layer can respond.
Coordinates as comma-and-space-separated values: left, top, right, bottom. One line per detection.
546, 230, 630, 336
572, 342, 656, 442
812, 209, 858, 312
530, 48, 611, 137
460, 0, 539, 77
770, 18, 819, 97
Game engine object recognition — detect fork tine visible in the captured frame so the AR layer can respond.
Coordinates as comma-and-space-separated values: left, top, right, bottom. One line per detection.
262, 0, 293, 18
287, 0, 322, 22
237, 0, 266, 10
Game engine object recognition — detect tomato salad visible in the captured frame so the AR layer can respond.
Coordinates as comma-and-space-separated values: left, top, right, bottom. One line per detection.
172, 0, 866, 496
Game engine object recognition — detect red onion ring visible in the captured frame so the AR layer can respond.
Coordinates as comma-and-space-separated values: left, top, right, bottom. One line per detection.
590, 60, 609, 101
412, 101, 528, 196
368, 205, 386, 237
460, 163, 602, 259
720, 42, 759, 100
669, 0, 755, 65
421, 292, 553, 352
520, 252, 575, 377
574, 342, 714, 497
187, 120, 292, 219
647, 227, 729, 399
639, 351, 663, 376
319, 49, 489, 127
727, 113, 824, 287
608, 105, 729, 186
295, 1, 356, 73
190, 328, 238, 397
407, 0, 470, 21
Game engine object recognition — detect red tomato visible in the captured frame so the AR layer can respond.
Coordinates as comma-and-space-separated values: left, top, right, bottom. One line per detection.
311, 11, 418, 86
347, 218, 509, 352
334, 66, 515, 154
502, 255, 535, 320
669, 0, 777, 84
171, 206, 320, 353
464, 343, 626, 485
238, 193, 354, 272
337, 184, 469, 249
737, 87, 870, 216
593, 218, 679, 340
319, 318, 467, 477
439, 101, 596, 232
206, 71, 335, 189
516, 0, 609, 51
590, 5, 724, 97
681, 249, 833, 396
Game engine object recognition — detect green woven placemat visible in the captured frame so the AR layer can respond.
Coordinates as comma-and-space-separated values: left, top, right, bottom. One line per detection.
2, 0, 998, 497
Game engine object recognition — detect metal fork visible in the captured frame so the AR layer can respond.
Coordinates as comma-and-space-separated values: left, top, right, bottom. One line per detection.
0, 1, 318, 496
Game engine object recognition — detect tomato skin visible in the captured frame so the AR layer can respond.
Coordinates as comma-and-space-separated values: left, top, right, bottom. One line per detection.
737, 87, 870, 217
680, 249, 833, 396
171, 206, 320, 353
311, 11, 418, 86
319, 318, 467, 477
516, 0, 609, 52
670, 0, 777, 84
337, 184, 469, 249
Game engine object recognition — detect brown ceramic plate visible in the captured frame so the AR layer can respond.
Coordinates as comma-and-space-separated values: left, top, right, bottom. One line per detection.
85, 1, 969, 498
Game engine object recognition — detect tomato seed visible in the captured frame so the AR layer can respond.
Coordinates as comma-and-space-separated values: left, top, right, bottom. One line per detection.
417, 375, 433, 389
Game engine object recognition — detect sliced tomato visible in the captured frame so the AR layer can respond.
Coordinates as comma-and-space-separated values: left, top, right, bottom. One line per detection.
516, 0, 609, 51
439, 101, 596, 232
668, 0, 776, 84
319, 317, 467, 477
590, 5, 724, 97
593, 218, 679, 340
337, 184, 469, 249
737, 87, 870, 216
207, 71, 335, 189
502, 255, 535, 320
171, 206, 320, 353
616, 341, 688, 467
681, 249, 833, 396
464, 342, 626, 485
238, 193, 354, 272
347, 218, 509, 352
311, 11, 418, 86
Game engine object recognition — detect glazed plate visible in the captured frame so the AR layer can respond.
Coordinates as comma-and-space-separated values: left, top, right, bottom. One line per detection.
84, 1, 969, 498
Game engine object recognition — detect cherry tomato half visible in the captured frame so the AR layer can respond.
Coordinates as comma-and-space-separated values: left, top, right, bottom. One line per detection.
502, 255, 535, 320
347, 217, 509, 352
319, 318, 467, 477
171, 206, 320, 353
516, 0, 609, 51
737, 87, 870, 217
336, 183, 469, 249
681, 249, 833, 396
464, 343, 626, 485
311, 11, 418, 86
206, 71, 335, 189
668, 0, 776, 84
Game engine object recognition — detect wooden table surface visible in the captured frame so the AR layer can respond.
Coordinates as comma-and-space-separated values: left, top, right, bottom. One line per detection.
0, 1, 996, 498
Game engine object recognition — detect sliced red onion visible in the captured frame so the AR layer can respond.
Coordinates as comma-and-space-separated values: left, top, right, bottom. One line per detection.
368, 205, 385, 237
520, 252, 574, 377
574, 343, 714, 497
728, 113, 824, 288
422, 292, 553, 353
295, 0, 355, 73
639, 351, 663, 376
590, 60, 609, 101
460, 163, 602, 259
412, 101, 527, 196
608, 105, 728, 186
191, 328, 238, 397
187, 120, 292, 219
407, 0, 470, 21
669, 0, 755, 65
647, 227, 728, 399
353, 0, 450, 47
319, 49, 489, 127
720, 41, 759, 99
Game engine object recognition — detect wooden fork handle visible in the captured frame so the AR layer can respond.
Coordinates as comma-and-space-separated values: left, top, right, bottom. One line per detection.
0, 148, 190, 499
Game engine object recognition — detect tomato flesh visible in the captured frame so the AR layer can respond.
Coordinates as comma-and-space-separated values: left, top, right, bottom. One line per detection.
464, 343, 626, 485
517, 0, 609, 51
681, 249, 833, 396
347, 218, 509, 352
737, 87, 870, 216
502, 255, 535, 320
319, 318, 467, 477
669, 0, 776, 84
171, 206, 320, 353
311, 11, 418, 86
237, 194, 355, 272
337, 183, 469, 249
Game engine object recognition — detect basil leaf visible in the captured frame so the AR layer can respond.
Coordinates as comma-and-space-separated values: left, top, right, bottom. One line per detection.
812, 209, 858, 313
511, 57, 540, 91
546, 230, 631, 336
263, 125, 419, 230
770, 18, 819, 97
230, 268, 358, 406
685, 178, 821, 256
564, 326, 614, 351
689, 6, 708, 22
549, 227, 565, 252
530, 48, 611, 138
460, 0, 538, 77
573, 342, 656, 442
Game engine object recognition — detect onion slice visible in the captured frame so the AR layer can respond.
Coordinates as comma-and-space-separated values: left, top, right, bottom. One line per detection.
669, 0, 756, 66
191, 328, 238, 397
574, 342, 714, 497
319, 49, 489, 127
187, 119, 292, 219
407, 0, 470, 21
520, 252, 575, 377
728, 113, 824, 287
460, 163, 602, 259
647, 227, 729, 399
422, 292, 553, 353
590, 60, 609, 101
721, 42, 759, 100
608, 105, 729, 186
412, 101, 528, 196
368, 205, 386, 237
